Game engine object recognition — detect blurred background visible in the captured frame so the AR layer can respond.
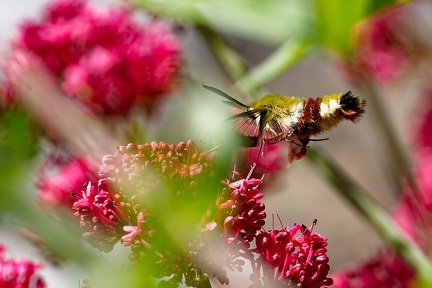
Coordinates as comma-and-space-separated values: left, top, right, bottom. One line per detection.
1, 0, 431, 287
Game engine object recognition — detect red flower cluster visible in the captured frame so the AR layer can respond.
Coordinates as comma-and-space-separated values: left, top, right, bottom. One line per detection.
5, 0, 180, 114
254, 221, 333, 288
0, 244, 45, 288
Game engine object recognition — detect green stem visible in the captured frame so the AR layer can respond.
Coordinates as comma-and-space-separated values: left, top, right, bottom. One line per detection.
197, 25, 248, 82
360, 74, 417, 196
306, 148, 432, 283
235, 39, 315, 95
198, 30, 314, 98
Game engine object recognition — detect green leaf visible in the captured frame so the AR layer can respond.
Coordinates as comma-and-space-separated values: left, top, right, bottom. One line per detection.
0, 108, 40, 213
131, 0, 315, 44
235, 39, 315, 95
315, 0, 405, 56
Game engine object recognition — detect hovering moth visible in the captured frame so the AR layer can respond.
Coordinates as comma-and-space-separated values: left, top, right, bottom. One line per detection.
203, 85, 366, 159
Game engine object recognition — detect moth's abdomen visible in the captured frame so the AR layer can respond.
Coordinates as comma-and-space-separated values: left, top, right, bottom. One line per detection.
338, 91, 366, 121
294, 98, 322, 136
294, 91, 366, 136
318, 91, 366, 131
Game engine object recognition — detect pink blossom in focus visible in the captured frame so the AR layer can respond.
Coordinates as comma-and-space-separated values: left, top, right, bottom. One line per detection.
254, 221, 333, 288
201, 165, 266, 283
72, 179, 124, 252
5, 0, 180, 114
0, 244, 45, 288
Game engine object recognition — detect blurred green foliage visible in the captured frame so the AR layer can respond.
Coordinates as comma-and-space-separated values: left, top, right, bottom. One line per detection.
0, 108, 40, 213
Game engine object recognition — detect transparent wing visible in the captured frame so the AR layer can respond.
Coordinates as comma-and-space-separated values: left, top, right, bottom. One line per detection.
261, 117, 297, 144
226, 109, 263, 138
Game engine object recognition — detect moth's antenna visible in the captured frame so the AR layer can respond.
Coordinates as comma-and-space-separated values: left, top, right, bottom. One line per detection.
309, 138, 329, 142
203, 84, 250, 110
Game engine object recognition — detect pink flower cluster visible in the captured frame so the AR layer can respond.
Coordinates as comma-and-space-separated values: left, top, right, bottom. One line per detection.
0, 245, 45, 288
254, 221, 333, 288
73, 141, 215, 251
71, 141, 217, 286
218, 167, 266, 246
6, 0, 180, 114
202, 165, 332, 287
68, 141, 333, 287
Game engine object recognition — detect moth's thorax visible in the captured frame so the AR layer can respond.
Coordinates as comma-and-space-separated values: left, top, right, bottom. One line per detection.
250, 95, 305, 117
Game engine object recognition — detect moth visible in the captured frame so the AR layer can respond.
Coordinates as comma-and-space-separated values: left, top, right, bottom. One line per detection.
203, 85, 366, 159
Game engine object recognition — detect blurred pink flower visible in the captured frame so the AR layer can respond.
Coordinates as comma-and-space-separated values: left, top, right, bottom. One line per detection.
72, 140, 215, 253
4, 0, 180, 114
254, 221, 333, 288
349, 6, 408, 83
332, 93, 432, 288
246, 142, 289, 175
0, 244, 45, 288
392, 153, 432, 248
72, 140, 217, 286
416, 92, 432, 153
392, 92, 432, 246
331, 252, 413, 288
37, 156, 98, 208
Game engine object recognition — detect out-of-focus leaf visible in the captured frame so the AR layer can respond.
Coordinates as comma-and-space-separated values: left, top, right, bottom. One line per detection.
315, 0, 406, 56
132, 0, 315, 44
0, 108, 40, 212
0, 108, 39, 164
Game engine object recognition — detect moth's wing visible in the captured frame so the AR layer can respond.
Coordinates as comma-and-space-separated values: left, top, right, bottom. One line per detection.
260, 116, 298, 144
225, 109, 264, 138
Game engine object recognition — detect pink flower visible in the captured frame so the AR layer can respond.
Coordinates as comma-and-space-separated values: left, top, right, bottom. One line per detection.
99, 141, 215, 191
72, 179, 127, 252
5, 0, 180, 114
199, 165, 266, 284
72, 140, 216, 280
217, 165, 266, 246
392, 153, 432, 247
37, 156, 98, 208
416, 91, 432, 153
246, 142, 289, 175
0, 244, 45, 288
121, 212, 144, 246
349, 6, 408, 83
254, 221, 333, 288
331, 252, 413, 288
